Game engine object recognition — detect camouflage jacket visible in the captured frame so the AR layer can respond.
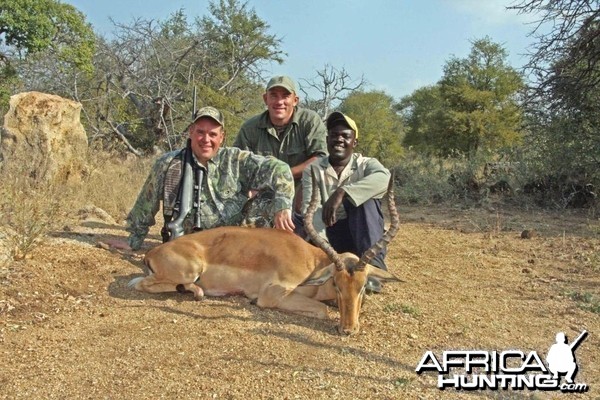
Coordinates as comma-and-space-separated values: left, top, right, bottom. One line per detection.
126, 146, 294, 250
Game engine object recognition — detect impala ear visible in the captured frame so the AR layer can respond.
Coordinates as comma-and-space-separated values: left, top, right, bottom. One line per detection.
302, 265, 335, 286
366, 265, 403, 283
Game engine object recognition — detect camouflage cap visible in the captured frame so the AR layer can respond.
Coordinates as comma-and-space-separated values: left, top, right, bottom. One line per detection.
326, 111, 359, 138
266, 75, 296, 93
193, 106, 225, 127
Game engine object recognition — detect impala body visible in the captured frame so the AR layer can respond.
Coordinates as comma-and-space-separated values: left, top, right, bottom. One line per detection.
129, 172, 400, 334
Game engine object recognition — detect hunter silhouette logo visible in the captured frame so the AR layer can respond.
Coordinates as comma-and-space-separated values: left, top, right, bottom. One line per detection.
546, 330, 587, 384
415, 330, 589, 392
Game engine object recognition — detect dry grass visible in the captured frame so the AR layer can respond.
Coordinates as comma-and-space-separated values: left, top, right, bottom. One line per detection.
0, 149, 152, 263
80, 149, 153, 223
0, 153, 67, 262
0, 152, 599, 399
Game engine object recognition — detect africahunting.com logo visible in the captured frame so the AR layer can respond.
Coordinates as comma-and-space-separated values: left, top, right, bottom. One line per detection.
415, 330, 589, 393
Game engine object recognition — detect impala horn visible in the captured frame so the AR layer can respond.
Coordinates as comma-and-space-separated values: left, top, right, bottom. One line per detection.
304, 166, 345, 271
356, 170, 399, 270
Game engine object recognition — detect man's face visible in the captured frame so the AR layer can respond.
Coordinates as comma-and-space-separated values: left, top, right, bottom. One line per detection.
327, 123, 357, 162
263, 87, 299, 125
189, 117, 225, 165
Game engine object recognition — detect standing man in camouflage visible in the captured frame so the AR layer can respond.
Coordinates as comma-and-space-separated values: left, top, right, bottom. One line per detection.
113, 106, 295, 251
234, 76, 327, 212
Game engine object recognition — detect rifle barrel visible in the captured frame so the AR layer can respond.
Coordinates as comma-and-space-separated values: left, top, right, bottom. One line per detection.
570, 330, 588, 350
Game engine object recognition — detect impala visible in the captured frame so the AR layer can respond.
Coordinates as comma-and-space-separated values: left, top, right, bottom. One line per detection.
129, 171, 400, 334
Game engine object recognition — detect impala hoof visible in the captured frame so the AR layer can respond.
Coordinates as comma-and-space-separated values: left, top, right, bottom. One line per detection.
338, 326, 360, 336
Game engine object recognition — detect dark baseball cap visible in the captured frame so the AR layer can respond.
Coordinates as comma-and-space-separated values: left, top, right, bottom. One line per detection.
326, 111, 359, 138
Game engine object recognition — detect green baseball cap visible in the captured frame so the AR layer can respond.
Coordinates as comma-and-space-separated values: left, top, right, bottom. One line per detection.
326, 111, 359, 138
193, 106, 225, 127
266, 75, 296, 93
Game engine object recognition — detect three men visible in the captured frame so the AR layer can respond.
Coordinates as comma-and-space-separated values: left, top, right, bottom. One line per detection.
117, 85, 393, 294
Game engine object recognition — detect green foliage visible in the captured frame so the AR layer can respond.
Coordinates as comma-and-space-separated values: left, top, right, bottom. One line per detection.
0, 0, 95, 109
517, 17, 600, 208
399, 37, 524, 157
1, 0, 57, 53
0, 0, 95, 72
338, 90, 404, 166
199, 0, 285, 86
394, 151, 483, 205
400, 85, 445, 153
394, 377, 412, 388
0, 62, 18, 110
383, 302, 421, 317
567, 291, 600, 315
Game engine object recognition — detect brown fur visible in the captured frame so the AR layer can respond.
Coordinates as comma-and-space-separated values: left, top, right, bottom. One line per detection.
129, 226, 399, 334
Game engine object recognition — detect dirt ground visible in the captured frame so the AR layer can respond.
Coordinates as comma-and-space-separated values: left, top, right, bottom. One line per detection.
1, 205, 599, 400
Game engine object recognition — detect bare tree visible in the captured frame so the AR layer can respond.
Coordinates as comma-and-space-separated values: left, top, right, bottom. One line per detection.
510, 0, 600, 202
299, 64, 367, 119
509, 0, 600, 98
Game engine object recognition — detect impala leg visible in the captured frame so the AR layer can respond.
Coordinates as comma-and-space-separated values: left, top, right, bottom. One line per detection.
130, 275, 204, 300
256, 284, 329, 319
177, 283, 204, 300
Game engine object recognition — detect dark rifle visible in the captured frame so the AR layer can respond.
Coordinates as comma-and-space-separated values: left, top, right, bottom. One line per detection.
194, 167, 204, 230
569, 330, 588, 350
163, 87, 203, 241
166, 139, 195, 240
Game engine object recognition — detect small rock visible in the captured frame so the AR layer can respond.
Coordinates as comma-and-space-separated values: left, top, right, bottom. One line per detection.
521, 229, 537, 239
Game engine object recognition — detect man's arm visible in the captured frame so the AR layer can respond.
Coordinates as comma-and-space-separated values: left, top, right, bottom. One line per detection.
321, 187, 345, 227
290, 109, 327, 180
290, 155, 318, 179
125, 152, 175, 250
342, 158, 390, 207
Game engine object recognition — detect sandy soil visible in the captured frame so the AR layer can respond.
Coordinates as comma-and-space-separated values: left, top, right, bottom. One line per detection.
1, 205, 599, 399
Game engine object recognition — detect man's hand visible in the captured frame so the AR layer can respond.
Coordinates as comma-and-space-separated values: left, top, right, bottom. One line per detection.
322, 188, 346, 227
103, 239, 132, 251
274, 209, 295, 232
290, 156, 318, 179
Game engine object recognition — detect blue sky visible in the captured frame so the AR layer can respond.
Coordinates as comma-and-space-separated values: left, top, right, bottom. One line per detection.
63, 0, 541, 100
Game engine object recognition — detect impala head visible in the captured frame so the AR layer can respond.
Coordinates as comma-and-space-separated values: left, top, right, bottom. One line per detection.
304, 168, 400, 335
